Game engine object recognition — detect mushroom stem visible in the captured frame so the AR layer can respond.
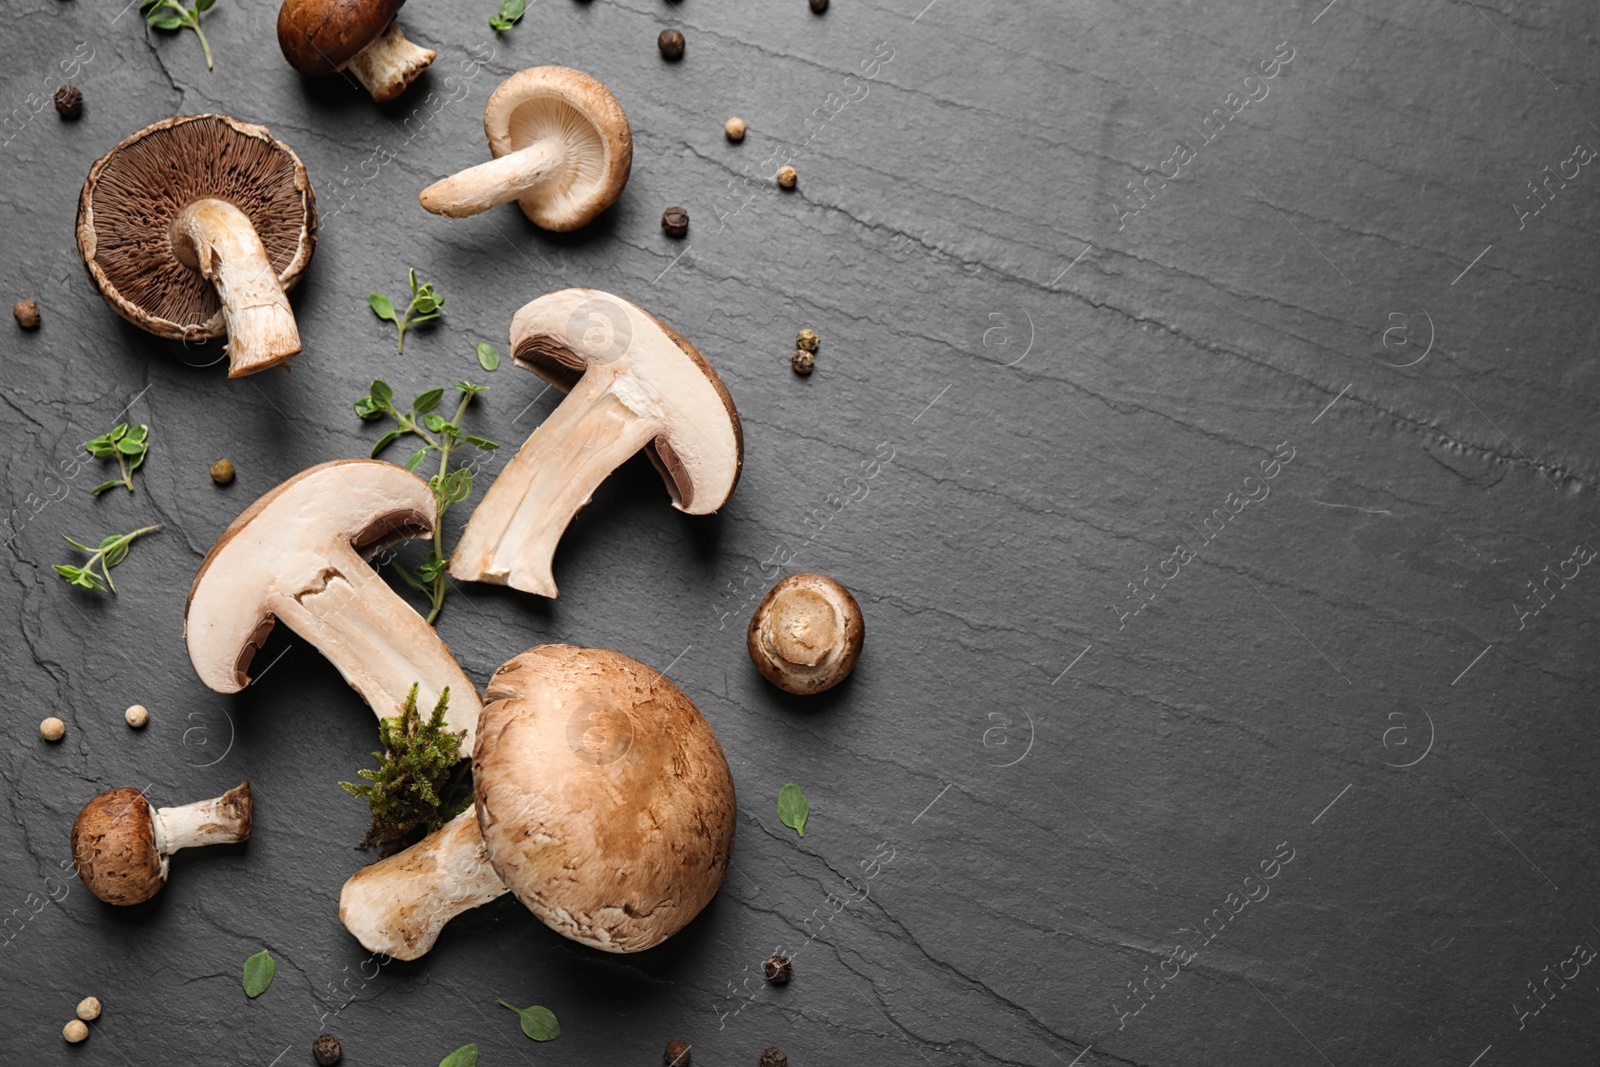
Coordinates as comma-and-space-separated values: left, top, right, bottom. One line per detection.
450, 372, 660, 595
156, 782, 253, 852
170, 199, 301, 378
345, 22, 436, 103
339, 808, 506, 960
420, 141, 568, 219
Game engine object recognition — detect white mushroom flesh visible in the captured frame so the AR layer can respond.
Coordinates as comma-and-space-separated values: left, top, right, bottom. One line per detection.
169, 198, 301, 376
344, 22, 436, 103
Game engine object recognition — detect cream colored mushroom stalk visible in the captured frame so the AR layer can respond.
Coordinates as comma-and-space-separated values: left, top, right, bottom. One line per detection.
340, 645, 736, 959
450, 289, 742, 597
71, 783, 253, 906
185, 459, 481, 746
169, 199, 301, 375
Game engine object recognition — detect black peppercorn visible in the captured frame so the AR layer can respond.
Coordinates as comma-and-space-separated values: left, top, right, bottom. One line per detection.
791, 350, 814, 375
810, 0, 829, 11
53, 85, 82, 120
763, 953, 793, 983
759, 1047, 788, 1067
312, 1034, 342, 1065
664, 1038, 692, 1066
658, 28, 685, 61
661, 206, 690, 239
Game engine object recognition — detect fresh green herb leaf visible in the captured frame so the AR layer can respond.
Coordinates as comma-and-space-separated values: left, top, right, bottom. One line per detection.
371, 272, 445, 353
369, 293, 398, 323
778, 783, 810, 837
476, 341, 501, 371
341, 685, 471, 855
498, 1000, 559, 1040
440, 1045, 479, 1067
371, 430, 402, 457
464, 435, 499, 450
403, 448, 429, 472
414, 388, 445, 414
54, 525, 161, 595
455, 381, 488, 396
139, 0, 217, 69
370, 379, 394, 407
354, 395, 382, 420
242, 949, 275, 998
488, 0, 525, 31
84, 422, 149, 494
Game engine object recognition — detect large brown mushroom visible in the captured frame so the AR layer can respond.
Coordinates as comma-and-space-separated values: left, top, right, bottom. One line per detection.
277, 0, 435, 103
71, 783, 252, 905
419, 67, 632, 231
450, 289, 742, 597
339, 645, 736, 959
77, 115, 316, 378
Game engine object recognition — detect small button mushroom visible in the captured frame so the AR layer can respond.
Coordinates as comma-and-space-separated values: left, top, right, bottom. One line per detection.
277, 0, 436, 102
748, 574, 864, 694
76, 997, 101, 1021
124, 704, 148, 728
63, 1019, 89, 1043
420, 67, 632, 232
40, 716, 65, 742
724, 117, 747, 142
70, 782, 253, 905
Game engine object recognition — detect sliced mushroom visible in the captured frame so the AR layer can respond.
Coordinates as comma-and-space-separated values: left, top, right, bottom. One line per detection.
419, 67, 632, 231
71, 783, 252, 905
185, 459, 481, 747
76, 115, 316, 378
339, 645, 736, 959
748, 573, 864, 694
277, 0, 435, 102
450, 289, 742, 596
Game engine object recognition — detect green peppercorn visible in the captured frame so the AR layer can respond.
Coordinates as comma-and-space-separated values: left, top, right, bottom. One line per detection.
210, 458, 235, 485
758, 1048, 788, 1067
796, 329, 819, 353
791, 350, 814, 375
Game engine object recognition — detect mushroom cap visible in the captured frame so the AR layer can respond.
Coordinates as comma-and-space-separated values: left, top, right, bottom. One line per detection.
512, 288, 743, 514
70, 788, 165, 905
76, 115, 317, 343
473, 645, 736, 952
277, 0, 405, 73
185, 459, 436, 693
748, 573, 865, 694
483, 67, 632, 231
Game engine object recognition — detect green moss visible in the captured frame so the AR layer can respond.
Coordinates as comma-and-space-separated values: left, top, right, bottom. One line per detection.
340, 684, 472, 856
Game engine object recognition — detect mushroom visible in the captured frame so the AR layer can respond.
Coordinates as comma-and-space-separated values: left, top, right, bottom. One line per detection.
748, 573, 864, 694
185, 459, 481, 746
71, 783, 252, 905
419, 67, 632, 230
450, 288, 742, 596
76, 115, 316, 378
339, 645, 736, 959
277, 0, 435, 103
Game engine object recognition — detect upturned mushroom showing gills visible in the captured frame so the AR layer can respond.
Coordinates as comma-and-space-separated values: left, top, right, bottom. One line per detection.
76, 115, 316, 378
185, 459, 481, 747
450, 289, 742, 596
339, 645, 736, 959
749, 573, 865, 695
278, 0, 435, 102
71, 783, 252, 905
419, 67, 632, 230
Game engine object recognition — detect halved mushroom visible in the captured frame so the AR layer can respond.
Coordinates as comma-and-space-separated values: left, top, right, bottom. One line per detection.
419, 67, 632, 231
450, 289, 742, 596
71, 783, 252, 905
278, 0, 435, 102
339, 645, 736, 958
748, 573, 864, 694
76, 115, 316, 378
185, 459, 481, 747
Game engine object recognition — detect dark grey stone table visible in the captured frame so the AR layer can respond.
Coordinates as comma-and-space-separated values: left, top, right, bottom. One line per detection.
3, 0, 1597, 1063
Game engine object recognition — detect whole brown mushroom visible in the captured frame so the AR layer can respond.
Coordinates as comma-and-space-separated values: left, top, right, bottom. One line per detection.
748, 573, 864, 694
70, 783, 252, 905
277, 0, 435, 102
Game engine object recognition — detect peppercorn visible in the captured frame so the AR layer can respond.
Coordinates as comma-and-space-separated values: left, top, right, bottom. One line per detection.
725, 117, 747, 142
791, 350, 814, 375
53, 85, 83, 120
763, 953, 793, 983
664, 1038, 691, 1066
777, 165, 798, 190
758, 1047, 788, 1067
662, 206, 690, 239
312, 1034, 342, 1065
63, 1019, 89, 1043
76, 997, 101, 1021
658, 28, 685, 61
125, 704, 149, 728
810, 0, 829, 11
210, 458, 235, 485
796, 329, 819, 353
40, 717, 65, 742
13, 299, 40, 329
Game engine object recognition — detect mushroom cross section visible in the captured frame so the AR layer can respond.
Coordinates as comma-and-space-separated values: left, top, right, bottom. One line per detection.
185, 459, 480, 747
77, 115, 317, 378
71, 783, 253, 906
339, 645, 737, 959
277, 0, 436, 102
419, 67, 632, 231
450, 289, 742, 597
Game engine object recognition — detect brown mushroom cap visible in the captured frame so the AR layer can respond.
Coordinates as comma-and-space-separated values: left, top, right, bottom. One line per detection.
748, 573, 865, 695
70, 788, 164, 906
76, 115, 317, 343
473, 645, 736, 952
484, 67, 632, 231
277, 0, 405, 73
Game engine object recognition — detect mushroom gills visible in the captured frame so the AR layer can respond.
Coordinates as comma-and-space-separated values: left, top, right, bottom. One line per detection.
344, 22, 436, 103
420, 140, 568, 218
170, 198, 301, 377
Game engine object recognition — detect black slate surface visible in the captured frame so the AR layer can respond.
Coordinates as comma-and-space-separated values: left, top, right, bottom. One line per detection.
2, 0, 1599, 1064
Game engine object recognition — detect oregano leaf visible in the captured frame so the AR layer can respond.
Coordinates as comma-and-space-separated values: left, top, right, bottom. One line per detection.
242, 949, 275, 998
498, 1000, 559, 1041
778, 783, 810, 837
439, 1044, 479, 1067
476, 341, 501, 371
